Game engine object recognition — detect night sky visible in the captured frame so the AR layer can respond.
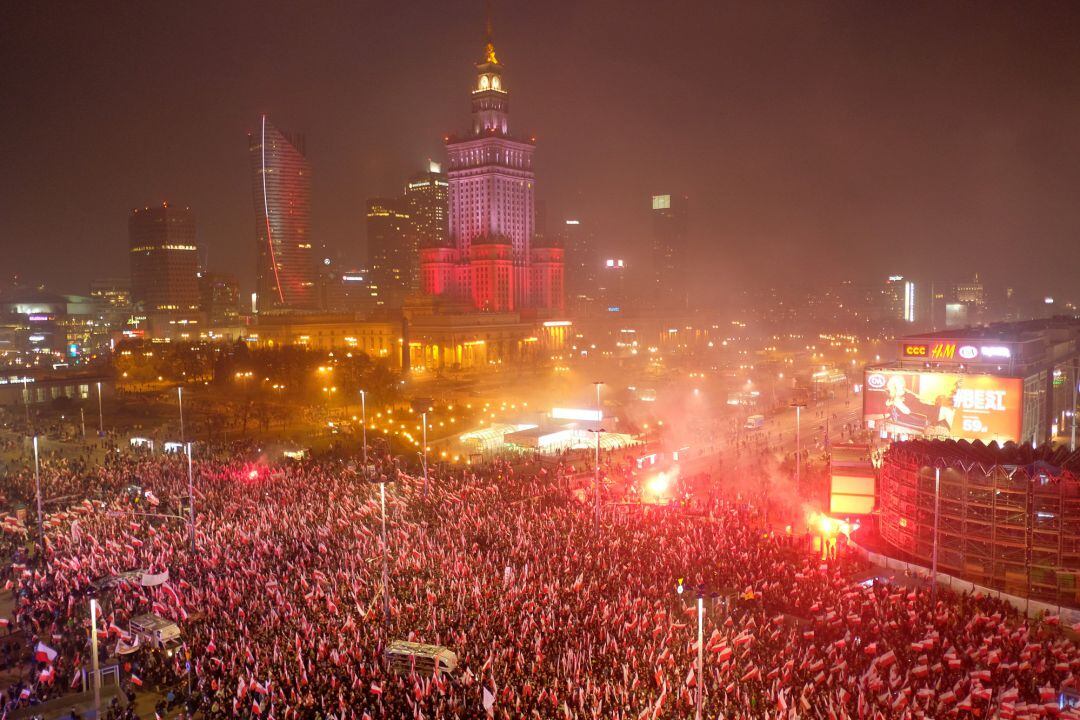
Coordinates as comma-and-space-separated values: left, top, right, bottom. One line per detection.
4, 1, 1080, 300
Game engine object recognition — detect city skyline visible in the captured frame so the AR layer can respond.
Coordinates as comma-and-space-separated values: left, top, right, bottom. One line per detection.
5, 2, 1080, 301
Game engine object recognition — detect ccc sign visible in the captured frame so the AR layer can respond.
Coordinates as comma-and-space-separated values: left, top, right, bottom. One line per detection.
903, 344, 928, 357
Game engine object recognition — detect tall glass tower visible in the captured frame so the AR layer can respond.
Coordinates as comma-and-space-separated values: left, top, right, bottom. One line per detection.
249, 115, 316, 312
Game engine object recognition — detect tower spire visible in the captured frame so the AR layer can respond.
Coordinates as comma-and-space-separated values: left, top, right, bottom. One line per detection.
483, 0, 498, 65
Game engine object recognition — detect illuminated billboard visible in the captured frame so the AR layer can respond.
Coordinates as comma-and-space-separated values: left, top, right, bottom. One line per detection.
864, 369, 1022, 443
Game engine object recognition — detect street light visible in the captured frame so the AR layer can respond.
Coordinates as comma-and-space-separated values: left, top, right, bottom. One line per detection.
931, 466, 941, 601
33, 435, 44, 560
790, 401, 806, 490
593, 381, 604, 531
360, 460, 396, 635
22, 378, 30, 432
177, 386, 185, 442
360, 390, 368, 468
421, 412, 429, 499
186, 442, 196, 557
695, 584, 704, 720
588, 427, 605, 530
90, 598, 101, 717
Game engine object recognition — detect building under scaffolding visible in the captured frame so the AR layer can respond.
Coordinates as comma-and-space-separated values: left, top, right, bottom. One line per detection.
880, 439, 1080, 606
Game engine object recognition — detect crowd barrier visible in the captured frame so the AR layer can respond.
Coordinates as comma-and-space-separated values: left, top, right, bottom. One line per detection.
850, 540, 1080, 627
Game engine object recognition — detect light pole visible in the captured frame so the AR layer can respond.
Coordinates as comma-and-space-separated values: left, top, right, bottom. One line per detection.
593, 381, 604, 531
186, 443, 196, 557
1072, 365, 1078, 452
696, 585, 704, 720
380, 477, 390, 634
177, 386, 185, 442
96, 381, 104, 435
931, 466, 941, 600
33, 435, 44, 561
22, 378, 30, 432
90, 598, 101, 717
362, 459, 393, 636
421, 412, 429, 499
80, 408, 86, 439
791, 401, 806, 490
589, 428, 605, 530
360, 390, 368, 469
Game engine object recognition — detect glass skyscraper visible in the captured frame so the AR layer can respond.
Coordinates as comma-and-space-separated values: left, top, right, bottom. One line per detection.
249, 115, 316, 312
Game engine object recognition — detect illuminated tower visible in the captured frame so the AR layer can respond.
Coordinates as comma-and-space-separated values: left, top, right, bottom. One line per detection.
421, 18, 560, 312
249, 115, 316, 312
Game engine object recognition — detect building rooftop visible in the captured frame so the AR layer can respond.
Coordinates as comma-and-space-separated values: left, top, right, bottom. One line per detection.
889, 438, 1080, 474
903, 316, 1080, 343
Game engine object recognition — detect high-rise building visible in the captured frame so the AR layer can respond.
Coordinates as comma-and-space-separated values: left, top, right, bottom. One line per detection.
954, 273, 985, 307
249, 115, 316, 313
128, 203, 199, 315
563, 219, 598, 308
650, 193, 688, 310
404, 161, 449, 250
419, 23, 562, 312
366, 198, 414, 309
598, 258, 628, 311
198, 271, 241, 326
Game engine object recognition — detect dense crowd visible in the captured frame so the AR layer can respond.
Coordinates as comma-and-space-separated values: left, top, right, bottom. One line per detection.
1, 438, 1079, 719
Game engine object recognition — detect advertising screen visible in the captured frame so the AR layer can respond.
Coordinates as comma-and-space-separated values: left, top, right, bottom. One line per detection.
863, 369, 1022, 443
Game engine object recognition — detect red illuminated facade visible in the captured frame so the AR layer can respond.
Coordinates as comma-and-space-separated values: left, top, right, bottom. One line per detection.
419, 29, 563, 313
249, 115, 316, 312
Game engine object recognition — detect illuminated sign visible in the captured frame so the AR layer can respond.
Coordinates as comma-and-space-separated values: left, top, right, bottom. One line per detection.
980, 346, 1011, 359
930, 343, 956, 359
543, 320, 572, 327
27, 315, 50, 322
551, 408, 603, 422
863, 369, 1022, 443
905, 340, 1012, 362
565, 220, 580, 225
342, 275, 365, 282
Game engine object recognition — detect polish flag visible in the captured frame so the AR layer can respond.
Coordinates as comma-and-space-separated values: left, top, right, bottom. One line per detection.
35, 642, 57, 664
131, 674, 143, 686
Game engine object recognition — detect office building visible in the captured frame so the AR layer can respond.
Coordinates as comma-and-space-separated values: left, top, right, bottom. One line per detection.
198, 272, 241, 326
366, 198, 415, 309
129, 203, 199, 315
404, 161, 449, 250
249, 115, 316, 312
563, 219, 598, 309
864, 317, 1080, 446
650, 193, 688, 311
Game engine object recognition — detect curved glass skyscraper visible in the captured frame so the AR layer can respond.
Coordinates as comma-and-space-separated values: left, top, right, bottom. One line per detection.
249, 115, 315, 312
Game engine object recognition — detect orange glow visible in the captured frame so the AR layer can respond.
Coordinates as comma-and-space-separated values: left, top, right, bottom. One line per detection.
647, 472, 670, 496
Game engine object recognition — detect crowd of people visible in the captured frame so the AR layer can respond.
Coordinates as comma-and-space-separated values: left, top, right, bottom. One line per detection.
1, 436, 1079, 719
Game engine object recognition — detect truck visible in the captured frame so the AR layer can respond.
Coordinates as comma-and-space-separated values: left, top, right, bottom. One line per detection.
129, 613, 182, 656
744, 415, 765, 430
